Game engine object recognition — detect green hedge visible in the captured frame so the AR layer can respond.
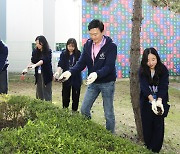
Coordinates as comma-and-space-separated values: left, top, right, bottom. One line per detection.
0, 95, 152, 153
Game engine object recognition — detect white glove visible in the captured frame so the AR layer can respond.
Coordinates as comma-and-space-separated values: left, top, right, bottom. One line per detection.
151, 100, 158, 115
156, 100, 164, 115
53, 72, 60, 80
58, 71, 71, 82
86, 72, 97, 85
22, 68, 28, 75
28, 64, 36, 69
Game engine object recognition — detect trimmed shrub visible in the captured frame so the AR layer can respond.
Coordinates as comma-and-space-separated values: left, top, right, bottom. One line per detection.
0, 95, 152, 153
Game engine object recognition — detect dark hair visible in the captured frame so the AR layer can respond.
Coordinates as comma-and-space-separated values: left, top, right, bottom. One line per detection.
35, 35, 50, 55
65, 38, 79, 61
88, 19, 104, 32
140, 47, 164, 85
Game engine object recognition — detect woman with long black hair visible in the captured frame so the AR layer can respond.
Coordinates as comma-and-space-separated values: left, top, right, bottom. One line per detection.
54, 38, 82, 111
139, 47, 170, 153
22, 35, 53, 101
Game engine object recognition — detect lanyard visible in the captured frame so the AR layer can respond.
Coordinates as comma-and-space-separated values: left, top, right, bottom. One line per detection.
69, 55, 75, 68
149, 85, 158, 94
92, 36, 106, 62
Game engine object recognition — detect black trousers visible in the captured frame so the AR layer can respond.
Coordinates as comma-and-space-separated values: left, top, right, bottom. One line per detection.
141, 104, 164, 153
62, 83, 81, 111
0, 70, 8, 94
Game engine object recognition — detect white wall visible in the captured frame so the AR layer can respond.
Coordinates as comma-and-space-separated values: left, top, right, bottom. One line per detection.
7, 0, 43, 72
55, 0, 82, 48
6, 0, 82, 72
0, 0, 6, 41
43, 0, 55, 50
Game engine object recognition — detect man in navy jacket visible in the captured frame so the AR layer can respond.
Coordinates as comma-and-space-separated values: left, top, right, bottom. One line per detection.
0, 39, 8, 94
59, 19, 117, 133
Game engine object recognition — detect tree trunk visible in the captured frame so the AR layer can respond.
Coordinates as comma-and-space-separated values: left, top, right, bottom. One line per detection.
130, 0, 143, 141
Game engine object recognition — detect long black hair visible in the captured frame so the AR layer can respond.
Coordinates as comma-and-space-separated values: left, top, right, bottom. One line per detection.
140, 47, 164, 85
65, 38, 80, 61
35, 35, 50, 56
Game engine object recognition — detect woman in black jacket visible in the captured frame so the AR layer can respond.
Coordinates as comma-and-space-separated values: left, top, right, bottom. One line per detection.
139, 47, 170, 153
54, 38, 82, 111
22, 35, 53, 101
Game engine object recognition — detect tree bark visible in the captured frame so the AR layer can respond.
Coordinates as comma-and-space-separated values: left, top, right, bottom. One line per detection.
130, 0, 143, 141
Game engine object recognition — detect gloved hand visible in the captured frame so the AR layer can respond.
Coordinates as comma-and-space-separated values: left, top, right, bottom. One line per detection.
22, 68, 28, 75
156, 100, 164, 115
53, 72, 60, 81
58, 71, 71, 82
86, 72, 97, 85
28, 64, 36, 69
151, 100, 158, 115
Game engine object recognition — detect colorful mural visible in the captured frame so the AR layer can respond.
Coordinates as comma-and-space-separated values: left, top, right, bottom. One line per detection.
81, 0, 180, 79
